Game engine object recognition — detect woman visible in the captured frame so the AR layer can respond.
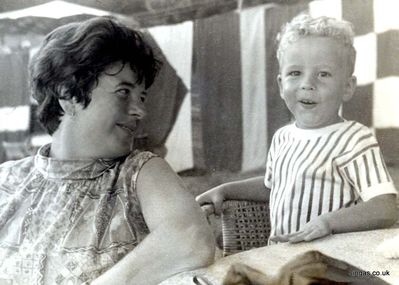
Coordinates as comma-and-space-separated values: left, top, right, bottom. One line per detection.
0, 17, 214, 285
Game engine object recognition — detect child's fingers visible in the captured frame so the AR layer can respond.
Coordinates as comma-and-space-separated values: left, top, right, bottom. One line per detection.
290, 226, 330, 243
201, 204, 215, 216
213, 197, 224, 216
270, 231, 304, 242
271, 221, 330, 243
196, 191, 224, 216
299, 230, 323, 242
269, 235, 289, 242
279, 226, 319, 243
287, 231, 311, 243
285, 219, 332, 243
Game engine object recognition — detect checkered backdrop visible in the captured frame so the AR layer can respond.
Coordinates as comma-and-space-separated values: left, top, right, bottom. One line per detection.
338, 0, 399, 166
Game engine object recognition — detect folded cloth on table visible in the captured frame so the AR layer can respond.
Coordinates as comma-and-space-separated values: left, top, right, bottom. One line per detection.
223, 250, 389, 285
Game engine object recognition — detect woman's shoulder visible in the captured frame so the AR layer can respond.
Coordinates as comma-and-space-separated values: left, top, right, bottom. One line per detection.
118, 150, 159, 180
0, 156, 35, 192
124, 150, 158, 167
0, 156, 35, 175
0, 155, 35, 168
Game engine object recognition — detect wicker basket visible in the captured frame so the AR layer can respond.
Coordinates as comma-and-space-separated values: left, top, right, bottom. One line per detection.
221, 200, 271, 256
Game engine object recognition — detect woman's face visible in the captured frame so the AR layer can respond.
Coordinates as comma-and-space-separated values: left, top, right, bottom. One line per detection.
71, 62, 147, 159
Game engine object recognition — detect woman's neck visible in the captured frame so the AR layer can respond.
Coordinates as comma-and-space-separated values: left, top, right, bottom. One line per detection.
50, 120, 89, 160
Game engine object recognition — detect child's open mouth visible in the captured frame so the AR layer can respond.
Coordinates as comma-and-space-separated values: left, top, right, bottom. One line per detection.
299, 99, 317, 108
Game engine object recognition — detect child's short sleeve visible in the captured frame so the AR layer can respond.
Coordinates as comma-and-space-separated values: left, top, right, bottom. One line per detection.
335, 127, 397, 201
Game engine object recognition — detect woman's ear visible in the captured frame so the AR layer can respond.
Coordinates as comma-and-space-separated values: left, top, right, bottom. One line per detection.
343, 75, 357, 102
59, 97, 81, 117
59, 99, 75, 117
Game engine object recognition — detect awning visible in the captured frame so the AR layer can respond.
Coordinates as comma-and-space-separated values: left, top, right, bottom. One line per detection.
0, 0, 306, 30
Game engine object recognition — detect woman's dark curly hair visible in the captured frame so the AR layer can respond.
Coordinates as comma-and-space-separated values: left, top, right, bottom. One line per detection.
29, 16, 161, 135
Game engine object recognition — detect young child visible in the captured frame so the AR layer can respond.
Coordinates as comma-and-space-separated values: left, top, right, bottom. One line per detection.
196, 14, 398, 244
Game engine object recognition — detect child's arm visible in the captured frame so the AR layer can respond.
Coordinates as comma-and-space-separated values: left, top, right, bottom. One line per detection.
271, 193, 398, 243
195, 176, 269, 215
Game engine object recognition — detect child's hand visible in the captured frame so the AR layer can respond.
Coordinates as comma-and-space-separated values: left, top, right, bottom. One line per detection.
196, 186, 226, 216
270, 216, 332, 243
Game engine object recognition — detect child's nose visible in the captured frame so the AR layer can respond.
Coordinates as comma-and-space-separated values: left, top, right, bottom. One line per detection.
300, 75, 316, 90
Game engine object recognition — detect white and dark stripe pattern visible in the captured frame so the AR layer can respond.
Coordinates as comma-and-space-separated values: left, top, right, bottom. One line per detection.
148, 21, 194, 171
1, 0, 398, 172
264, 121, 396, 238
187, 0, 398, 172
183, 0, 398, 172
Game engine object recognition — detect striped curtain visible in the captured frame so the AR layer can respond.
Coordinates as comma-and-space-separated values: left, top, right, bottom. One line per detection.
152, 1, 307, 172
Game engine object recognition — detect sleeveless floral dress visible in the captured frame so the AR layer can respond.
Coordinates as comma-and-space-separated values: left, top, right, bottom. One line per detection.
0, 144, 156, 284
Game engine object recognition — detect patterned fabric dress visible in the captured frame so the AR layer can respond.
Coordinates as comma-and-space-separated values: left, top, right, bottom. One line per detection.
0, 144, 156, 285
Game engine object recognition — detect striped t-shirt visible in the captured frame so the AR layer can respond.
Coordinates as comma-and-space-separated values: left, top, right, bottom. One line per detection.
264, 120, 397, 239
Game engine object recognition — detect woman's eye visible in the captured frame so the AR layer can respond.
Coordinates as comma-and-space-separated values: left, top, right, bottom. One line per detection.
116, 89, 130, 98
140, 95, 146, 103
288, 71, 300, 76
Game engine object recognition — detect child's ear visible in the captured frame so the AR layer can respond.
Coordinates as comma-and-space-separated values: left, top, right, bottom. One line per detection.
343, 75, 357, 102
277, 74, 284, 99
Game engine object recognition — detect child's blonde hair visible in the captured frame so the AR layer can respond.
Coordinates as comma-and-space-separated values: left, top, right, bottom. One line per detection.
276, 14, 356, 75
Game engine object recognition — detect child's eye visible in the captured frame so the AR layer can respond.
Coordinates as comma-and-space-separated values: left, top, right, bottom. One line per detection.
288, 71, 301, 76
140, 95, 147, 103
319, 71, 331, 77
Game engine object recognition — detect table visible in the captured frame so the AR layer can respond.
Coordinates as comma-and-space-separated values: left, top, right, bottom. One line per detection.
159, 227, 399, 285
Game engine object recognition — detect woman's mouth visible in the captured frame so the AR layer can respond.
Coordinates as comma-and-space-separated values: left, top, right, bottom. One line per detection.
116, 123, 135, 134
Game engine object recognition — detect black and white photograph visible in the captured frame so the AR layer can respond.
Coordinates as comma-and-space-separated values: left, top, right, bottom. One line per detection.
0, 0, 398, 284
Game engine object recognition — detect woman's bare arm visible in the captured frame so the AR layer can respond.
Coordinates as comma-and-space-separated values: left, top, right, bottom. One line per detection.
92, 157, 215, 285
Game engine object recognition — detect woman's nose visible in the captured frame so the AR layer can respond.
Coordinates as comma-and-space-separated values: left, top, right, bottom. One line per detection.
128, 98, 146, 120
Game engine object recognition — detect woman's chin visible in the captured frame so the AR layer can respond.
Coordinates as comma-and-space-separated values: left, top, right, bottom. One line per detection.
114, 148, 132, 158
100, 145, 131, 159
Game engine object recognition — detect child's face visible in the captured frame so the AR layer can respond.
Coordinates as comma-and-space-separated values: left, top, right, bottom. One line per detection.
277, 36, 356, 129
